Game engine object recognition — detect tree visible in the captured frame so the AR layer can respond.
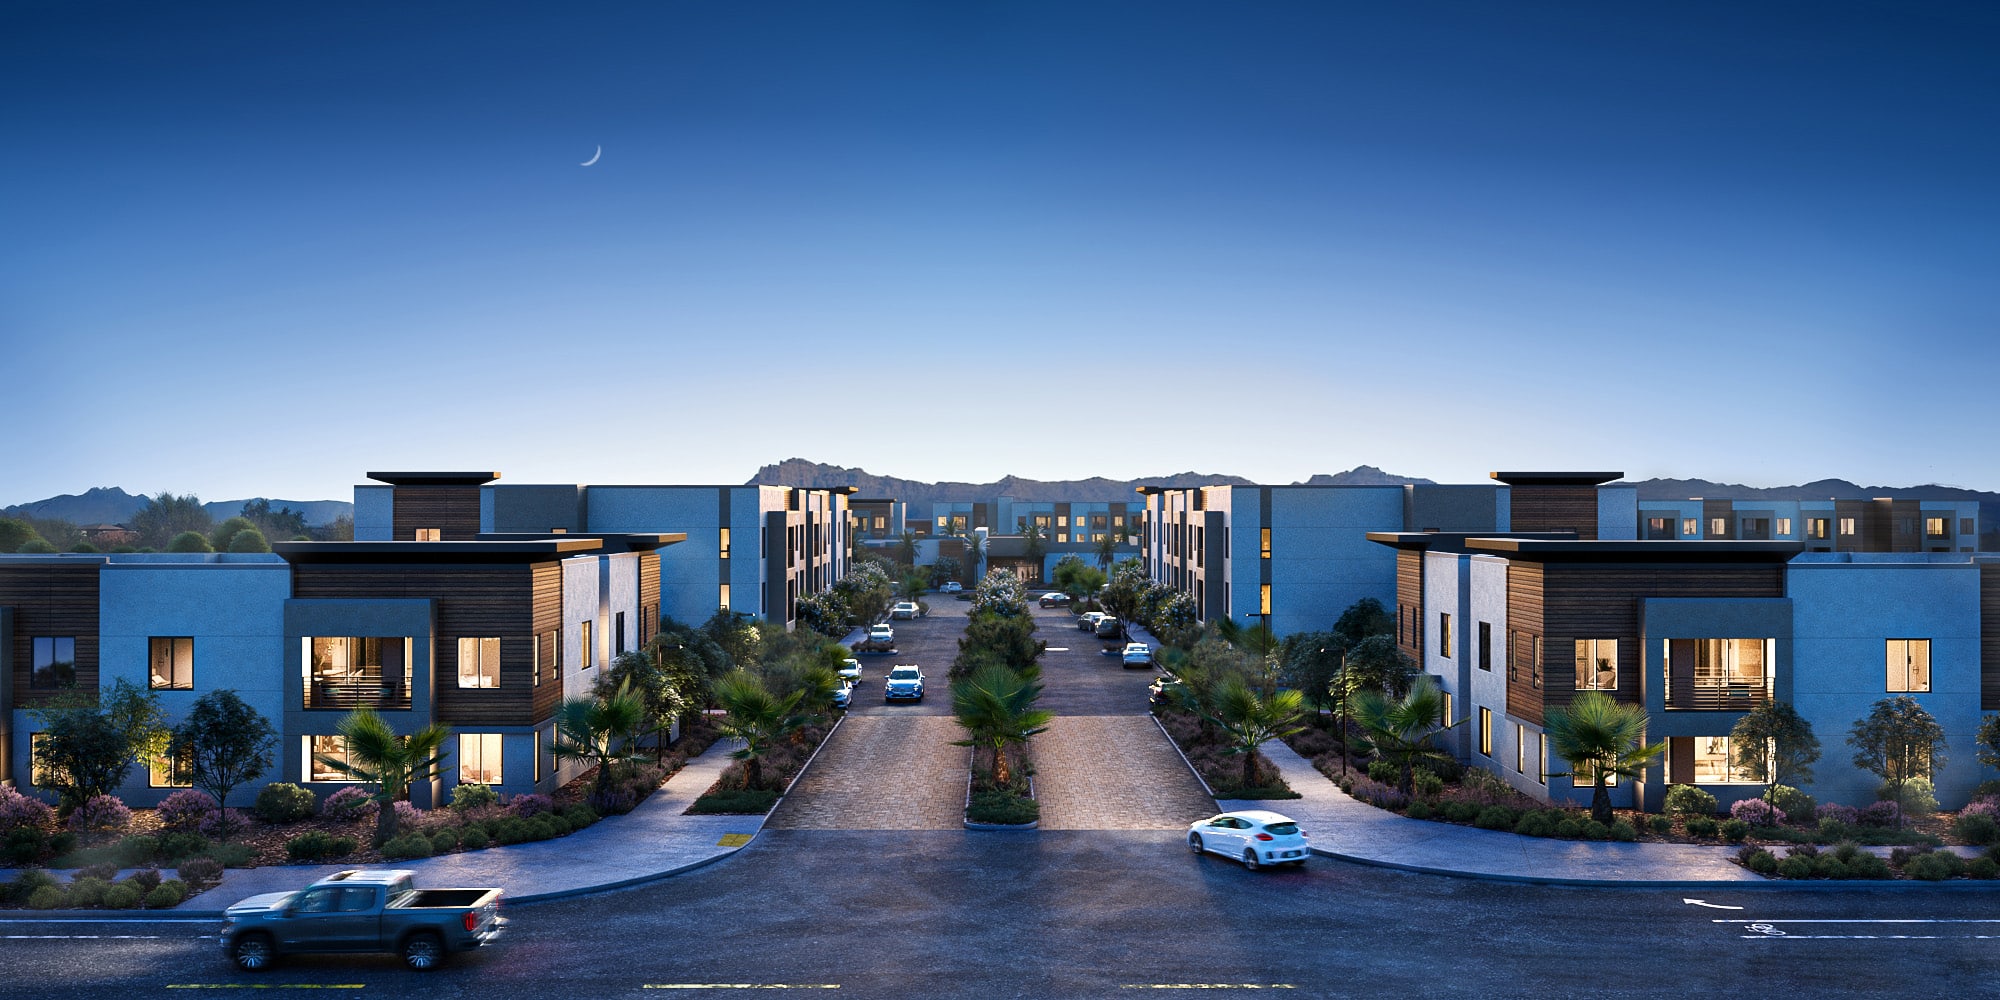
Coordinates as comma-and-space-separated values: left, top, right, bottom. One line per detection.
102, 678, 173, 771
895, 530, 920, 568
168, 531, 213, 553
1332, 597, 1395, 649
319, 513, 355, 542
1278, 632, 1344, 713
312, 707, 452, 844
1848, 696, 1947, 829
928, 556, 961, 589
958, 530, 986, 583
1544, 692, 1666, 825
1211, 678, 1307, 792
949, 664, 1052, 788
1094, 531, 1120, 570
168, 689, 277, 811
1729, 701, 1822, 798
969, 569, 1029, 618
1978, 714, 2000, 774
1340, 635, 1419, 699
1022, 523, 1047, 581
30, 680, 171, 812
552, 682, 647, 809
1352, 675, 1455, 796
1051, 556, 1105, 607
712, 670, 804, 791
226, 528, 271, 553
209, 516, 257, 553
1100, 559, 1150, 623
0, 516, 41, 553
793, 591, 849, 637
600, 647, 691, 758
130, 492, 213, 550
240, 498, 308, 540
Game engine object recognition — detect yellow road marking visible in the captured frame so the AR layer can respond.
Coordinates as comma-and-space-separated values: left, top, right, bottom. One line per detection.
643, 986, 839, 990
717, 833, 754, 847
166, 986, 364, 990
1120, 986, 1296, 990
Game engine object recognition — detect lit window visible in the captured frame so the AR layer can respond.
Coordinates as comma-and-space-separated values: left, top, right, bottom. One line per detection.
150, 748, 193, 788
1532, 637, 1543, 689
1886, 639, 1931, 692
1260, 584, 1271, 615
414, 528, 442, 541
1057, 533, 1069, 544
1647, 516, 1671, 539
1574, 639, 1617, 691
1536, 733, 1546, 783
1478, 707, 1492, 757
149, 636, 194, 689
1682, 518, 1698, 537
1439, 613, 1452, 658
460, 733, 503, 785
1807, 518, 1831, 540
581, 620, 594, 668
1057, 516, 1068, 527
1093, 516, 1107, 529
936, 517, 947, 529
533, 730, 542, 783
1441, 689, 1453, 728
31, 637, 76, 689
873, 517, 885, 531
1692, 736, 1761, 784
1776, 517, 1792, 536
719, 584, 731, 611
458, 637, 501, 688
719, 528, 731, 559
1926, 517, 1948, 538
1514, 724, 1525, 773
1113, 516, 1124, 527
1709, 518, 1727, 536
1260, 528, 1271, 559
1839, 517, 1857, 536
29, 733, 63, 787
306, 735, 364, 783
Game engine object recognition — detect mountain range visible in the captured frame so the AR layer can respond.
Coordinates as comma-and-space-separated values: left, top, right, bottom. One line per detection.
2, 487, 352, 528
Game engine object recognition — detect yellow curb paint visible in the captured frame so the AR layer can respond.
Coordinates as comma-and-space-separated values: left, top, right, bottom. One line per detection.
717, 833, 753, 847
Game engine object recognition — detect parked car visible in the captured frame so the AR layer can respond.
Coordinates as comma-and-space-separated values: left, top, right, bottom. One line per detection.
221, 869, 506, 971
891, 601, 919, 620
939, 581, 963, 593
1038, 592, 1071, 608
1078, 611, 1107, 632
1121, 642, 1153, 668
1094, 616, 1124, 640
883, 664, 925, 702
832, 681, 854, 709
838, 657, 862, 684
1187, 811, 1310, 870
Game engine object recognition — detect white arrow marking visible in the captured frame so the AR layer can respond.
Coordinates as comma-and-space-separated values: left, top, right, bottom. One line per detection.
1683, 898, 1744, 910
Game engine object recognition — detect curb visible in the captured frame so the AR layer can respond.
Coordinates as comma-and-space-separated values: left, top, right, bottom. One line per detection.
1308, 845, 2000, 891
1151, 712, 1218, 800
962, 747, 1041, 831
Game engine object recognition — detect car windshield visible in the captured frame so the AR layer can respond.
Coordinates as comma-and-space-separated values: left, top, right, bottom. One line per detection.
889, 668, 920, 680
1263, 822, 1300, 836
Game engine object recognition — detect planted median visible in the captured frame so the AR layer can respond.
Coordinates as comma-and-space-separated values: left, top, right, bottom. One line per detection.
952, 571, 1048, 827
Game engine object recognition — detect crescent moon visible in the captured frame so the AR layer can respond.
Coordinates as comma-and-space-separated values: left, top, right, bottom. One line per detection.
581, 146, 601, 167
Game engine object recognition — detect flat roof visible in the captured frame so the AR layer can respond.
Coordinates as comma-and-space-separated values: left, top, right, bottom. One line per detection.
1365, 531, 1577, 551
1489, 471, 1624, 486
274, 539, 607, 564
476, 532, 685, 552
366, 472, 501, 486
1465, 538, 1802, 561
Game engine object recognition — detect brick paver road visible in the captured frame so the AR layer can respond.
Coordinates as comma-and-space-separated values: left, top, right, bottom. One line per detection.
766, 715, 968, 830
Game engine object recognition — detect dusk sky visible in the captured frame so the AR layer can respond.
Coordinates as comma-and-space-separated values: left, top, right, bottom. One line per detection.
6, 2, 1997, 505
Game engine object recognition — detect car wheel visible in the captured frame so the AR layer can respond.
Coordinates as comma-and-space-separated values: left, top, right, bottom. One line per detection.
1188, 833, 1204, 855
1241, 849, 1262, 871
401, 932, 445, 971
230, 933, 276, 972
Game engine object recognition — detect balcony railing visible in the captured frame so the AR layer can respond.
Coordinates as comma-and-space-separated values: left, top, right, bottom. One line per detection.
305, 673, 412, 711
1666, 681, 1769, 712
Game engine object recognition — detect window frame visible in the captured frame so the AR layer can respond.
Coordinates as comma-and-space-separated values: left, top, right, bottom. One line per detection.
1478, 622, 1492, 672
457, 636, 502, 689
1478, 707, 1492, 757
30, 636, 77, 689
1886, 638, 1932, 693
1574, 638, 1618, 691
149, 636, 195, 690
459, 732, 503, 786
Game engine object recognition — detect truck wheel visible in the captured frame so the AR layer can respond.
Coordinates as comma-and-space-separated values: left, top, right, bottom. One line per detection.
401, 932, 445, 971
230, 933, 276, 971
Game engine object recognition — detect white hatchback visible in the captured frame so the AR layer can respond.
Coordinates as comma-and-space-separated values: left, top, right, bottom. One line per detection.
1187, 810, 1310, 870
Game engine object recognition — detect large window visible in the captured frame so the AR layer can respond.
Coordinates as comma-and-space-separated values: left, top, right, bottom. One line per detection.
1776, 517, 1792, 536
305, 735, 363, 783
1260, 528, 1271, 559
719, 584, 731, 611
1574, 639, 1618, 691
1692, 736, 1761, 784
1514, 723, 1525, 773
31, 637, 76, 688
458, 637, 501, 689
305, 637, 413, 709
1807, 518, 1831, 540
150, 748, 193, 788
1695, 639, 1767, 688
1681, 518, 1698, 537
1839, 517, 1857, 537
460, 733, 502, 785
1259, 584, 1271, 616
29, 733, 62, 787
149, 636, 194, 689
719, 528, 731, 559
1887, 639, 1931, 692
1925, 518, 1948, 540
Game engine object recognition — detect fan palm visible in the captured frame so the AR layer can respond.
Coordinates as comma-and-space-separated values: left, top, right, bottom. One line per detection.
312, 707, 451, 845
1094, 531, 1119, 570
712, 670, 805, 791
551, 681, 648, 807
1544, 691, 1666, 825
1351, 676, 1455, 796
1210, 678, 1307, 791
949, 665, 1053, 787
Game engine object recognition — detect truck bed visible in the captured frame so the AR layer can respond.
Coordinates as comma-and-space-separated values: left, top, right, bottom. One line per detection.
390, 888, 496, 909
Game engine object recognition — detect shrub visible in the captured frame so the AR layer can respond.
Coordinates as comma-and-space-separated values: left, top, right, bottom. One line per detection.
1411, 768, 1444, 799
1969, 857, 2000, 880
430, 828, 462, 853
591, 787, 638, 815
393, 800, 422, 827
113, 835, 159, 867
66, 876, 110, 907
380, 833, 434, 860
1737, 845, 1779, 874
253, 783, 318, 824
78, 861, 121, 882
285, 831, 358, 862
1610, 819, 1638, 842
507, 793, 556, 818
1442, 801, 1480, 824
0, 786, 56, 834
158, 832, 211, 862
322, 787, 379, 822
1777, 855, 1815, 879
1554, 818, 1583, 839
1729, 798, 1785, 828
1767, 785, 1815, 822
1366, 761, 1399, 785
176, 856, 224, 885
102, 883, 140, 910
1977, 779, 2000, 802
1664, 784, 1718, 816
145, 881, 186, 908
563, 804, 598, 829
1879, 777, 1939, 817
204, 842, 252, 868
1859, 800, 1902, 828
688, 789, 781, 815
8, 868, 57, 904
1964, 799, 2000, 820
1685, 816, 1720, 838
1513, 810, 1557, 838
1581, 820, 1611, 841
1648, 815, 1672, 835
451, 783, 499, 811
200, 809, 250, 842
129, 867, 162, 894
67, 795, 132, 836
1720, 819, 1750, 842
1954, 812, 2000, 847
3, 827, 49, 864
1406, 801, 1436, 820
156, 790, 217, 833
1816, 802, 1860, 825
28, 885, 66, 909
1905, 850, 1966, 881
966, 790, 1040, 825
460, 826, 490, 850
1474, 806, 1520, 831
492, 817, 534, 844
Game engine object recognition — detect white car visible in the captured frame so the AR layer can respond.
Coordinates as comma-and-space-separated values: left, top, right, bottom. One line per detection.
867, 624, 894, 646
939, 581, 963, 593
1187, 810, 1310, 870
838, 658, 862, 684
1121, 642, 1153, 668
832, 681, 854, 709
1078, 611, 1107, 632
890, 601, 919, 620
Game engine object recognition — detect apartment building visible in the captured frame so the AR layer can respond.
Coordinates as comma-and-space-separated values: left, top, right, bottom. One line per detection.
1637, 496, 1981, 552
353, 472, 851, 628
851, 496, 1142, 583
1371, 531, 2000, 811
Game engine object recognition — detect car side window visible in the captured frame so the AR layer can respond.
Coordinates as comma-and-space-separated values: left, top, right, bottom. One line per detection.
338, 887, 375, 911
293, 888, 338, 913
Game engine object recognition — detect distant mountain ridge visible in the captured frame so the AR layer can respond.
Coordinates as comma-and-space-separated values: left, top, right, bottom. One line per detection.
745, 459, 1432, 502
3, 487, 351, 527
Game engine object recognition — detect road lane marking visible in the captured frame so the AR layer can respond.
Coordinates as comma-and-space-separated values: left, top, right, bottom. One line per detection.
717, 833, 753, 847
642, 986, 839, 990
1045, 647, 1070, 652
1682, 898, 1743, 910
1719, 918, 2000, 941
1120, 986, 1297, 990
3, 934, 163, 939
165, 986, 364, 990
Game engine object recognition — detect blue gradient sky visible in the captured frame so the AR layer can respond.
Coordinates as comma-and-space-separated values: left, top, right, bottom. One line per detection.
5, 2, 1997, 503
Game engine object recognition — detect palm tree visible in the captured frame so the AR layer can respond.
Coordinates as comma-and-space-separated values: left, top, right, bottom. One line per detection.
1351, 676, 1455, 796
895, 530, 919, 568
1544, 691, 1666, 825
1094, 531, 1119, 571
712, 670, 804, 791
551, 682, 647, 808
958, 530, 985, 584
1210, 678, 1307, 792
949, 665, 1052, 788
1022, 523, 1047, 583
312, 707, 452, 845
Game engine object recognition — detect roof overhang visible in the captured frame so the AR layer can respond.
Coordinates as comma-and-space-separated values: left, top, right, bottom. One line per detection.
274, 539, 602, 564
365, 472, 501, 486
1489, 472, 1624, 487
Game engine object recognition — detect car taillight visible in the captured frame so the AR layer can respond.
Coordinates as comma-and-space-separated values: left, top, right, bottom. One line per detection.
464, 911, 479, 932
1255, 833, 1274, 841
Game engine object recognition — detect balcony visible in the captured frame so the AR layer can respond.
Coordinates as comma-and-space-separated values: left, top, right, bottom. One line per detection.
1666, 680, 1768, 712
305, 671, 412, 711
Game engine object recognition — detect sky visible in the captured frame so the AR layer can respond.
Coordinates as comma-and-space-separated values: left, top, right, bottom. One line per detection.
4, 1, 1997, 504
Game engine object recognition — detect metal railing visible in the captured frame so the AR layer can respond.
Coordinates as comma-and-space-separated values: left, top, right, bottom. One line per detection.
1666, 681, 1769, 712
305, 675, 412, 711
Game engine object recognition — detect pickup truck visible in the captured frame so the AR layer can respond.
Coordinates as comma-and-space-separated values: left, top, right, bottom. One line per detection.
221, 868, 506, 971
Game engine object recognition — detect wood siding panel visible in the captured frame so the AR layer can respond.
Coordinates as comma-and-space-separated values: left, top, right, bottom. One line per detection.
292, 563, 539, 725
1505, 562, 1545, 726
1, 563, 101, 707
1509, 486, 1600, 538
1702, 500, 1734, 540
1396, 551, 1423, 661
1984, 564, 2000, 712
391, 486, 483, 541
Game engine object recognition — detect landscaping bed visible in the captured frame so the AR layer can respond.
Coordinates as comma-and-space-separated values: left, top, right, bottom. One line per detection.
687, 720, 836, 814
1155, 704, 1298, 800
965, 750, 1038, 827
